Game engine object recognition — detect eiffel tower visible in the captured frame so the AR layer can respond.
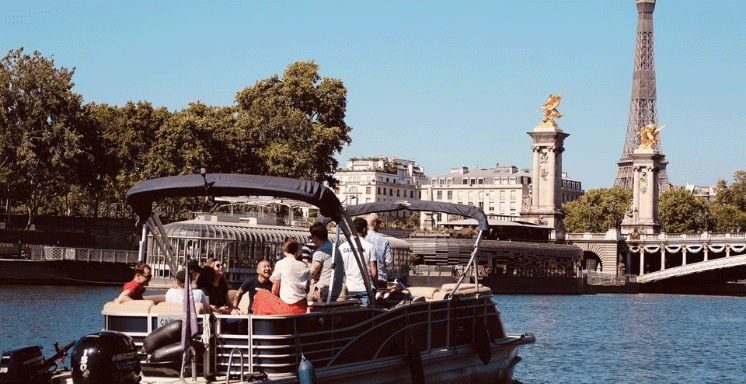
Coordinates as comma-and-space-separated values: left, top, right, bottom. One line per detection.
614, 0, 670, 191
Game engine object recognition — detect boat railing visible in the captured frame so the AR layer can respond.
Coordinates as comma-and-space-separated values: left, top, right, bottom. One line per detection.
209, 294, 504, 379
29, 246, 139, 264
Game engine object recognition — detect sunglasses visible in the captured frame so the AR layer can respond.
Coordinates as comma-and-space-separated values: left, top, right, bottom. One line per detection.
141, 274, 152, 280
214, 263, 224, 268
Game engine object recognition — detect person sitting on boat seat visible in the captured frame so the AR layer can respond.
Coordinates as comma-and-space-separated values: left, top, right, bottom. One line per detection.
231, 259, 273, 314
308, 222, 345, 302
115, 263, 152, 303
339, 218, 377, 306
252, 237, 311, 315
187, 260, 202, 282
197, 259, 231, 314
165, 270, 211, 310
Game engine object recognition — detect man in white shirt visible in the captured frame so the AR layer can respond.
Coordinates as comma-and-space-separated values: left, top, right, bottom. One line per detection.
339, 218, 378, 306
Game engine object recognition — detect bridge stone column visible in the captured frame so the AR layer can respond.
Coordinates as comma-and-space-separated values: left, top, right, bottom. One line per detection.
660, 246, 666, 271
639, 248, 645, 276
523, 121, 569, 240
621, 147, 668, 235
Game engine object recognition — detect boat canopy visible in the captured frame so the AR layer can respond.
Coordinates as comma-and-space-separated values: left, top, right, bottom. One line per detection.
126, 173, 344, 223
321, 200, 490, 231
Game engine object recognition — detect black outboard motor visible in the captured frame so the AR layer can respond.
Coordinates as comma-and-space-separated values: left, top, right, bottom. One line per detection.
0, 346, 45, 384
70, 331, 141, 384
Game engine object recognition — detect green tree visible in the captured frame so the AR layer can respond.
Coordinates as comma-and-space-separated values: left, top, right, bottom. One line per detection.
406, 212, 421, 229
0, 48, 89, 227
710, 171, 746, 232
562, 187, 632, 233
143, 102, 238, 220
235, 61, 352, 187
658, 188, 708, 234
86, 101, 172, 217
144, 102, 236, 178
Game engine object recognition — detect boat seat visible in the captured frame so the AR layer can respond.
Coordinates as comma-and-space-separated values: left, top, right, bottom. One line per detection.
432, 283, 492, 301
236, 290, 251, 314
149, 302, 207, 314
142, 294, 166, 304
407, 286, 439, 299
103, 300, 156, 314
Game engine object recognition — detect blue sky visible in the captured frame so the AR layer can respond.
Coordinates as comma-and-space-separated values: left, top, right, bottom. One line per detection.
2, 0, 744, 190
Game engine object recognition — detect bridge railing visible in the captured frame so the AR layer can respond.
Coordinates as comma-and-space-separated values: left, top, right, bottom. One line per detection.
25, 246, 139, 264
566, 233, 614, 241
630, 232, 746, 242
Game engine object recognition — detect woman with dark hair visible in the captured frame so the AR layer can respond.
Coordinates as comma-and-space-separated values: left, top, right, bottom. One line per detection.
197, 258, 231, 314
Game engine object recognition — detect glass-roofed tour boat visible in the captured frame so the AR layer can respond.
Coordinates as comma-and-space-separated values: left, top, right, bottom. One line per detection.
44, 173, 535, 384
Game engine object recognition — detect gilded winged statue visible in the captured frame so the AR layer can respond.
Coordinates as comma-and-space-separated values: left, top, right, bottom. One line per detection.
639, 123, 665, 149
538, 93, 564, 125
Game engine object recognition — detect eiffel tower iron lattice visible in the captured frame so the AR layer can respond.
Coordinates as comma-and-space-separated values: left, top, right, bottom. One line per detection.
614, 0, 670, 191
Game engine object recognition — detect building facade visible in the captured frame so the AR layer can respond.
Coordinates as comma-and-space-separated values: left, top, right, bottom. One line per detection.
333, 157, 427, 218
421, 164, 583, 223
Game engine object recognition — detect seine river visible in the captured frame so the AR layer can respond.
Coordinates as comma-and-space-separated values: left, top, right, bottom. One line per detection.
2, 286, 745, 383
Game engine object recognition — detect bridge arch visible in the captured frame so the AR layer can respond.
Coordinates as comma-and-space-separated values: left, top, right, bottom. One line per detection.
582, 251, 602, 272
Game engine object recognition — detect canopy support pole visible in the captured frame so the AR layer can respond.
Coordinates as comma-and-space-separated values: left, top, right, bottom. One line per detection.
145, 214, 178, 275
449, 230, 485, 298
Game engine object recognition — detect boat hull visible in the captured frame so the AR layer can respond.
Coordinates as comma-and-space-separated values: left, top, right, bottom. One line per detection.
301, 336, 530, 384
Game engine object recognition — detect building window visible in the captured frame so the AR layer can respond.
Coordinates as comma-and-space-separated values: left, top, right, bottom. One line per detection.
410, 190, 414, 198
509, 177, 516, 184
478, 178, 484, 185
397, 190, 400, 197
462, 179, 468, 185
431, 178, 437, 185
439, 178, 445, 185
500, 190, 506, 200
510, 190, 516, 200
447, 191, 453, 200
470, 178, 476, 185
447, 178, 453, 185
437, 191, 443, 200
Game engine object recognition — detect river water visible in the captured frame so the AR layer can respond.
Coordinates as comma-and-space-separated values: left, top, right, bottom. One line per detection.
1, 286, 745, 383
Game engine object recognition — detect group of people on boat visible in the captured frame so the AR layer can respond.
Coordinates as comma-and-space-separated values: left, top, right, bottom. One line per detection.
114, 214, 394, 316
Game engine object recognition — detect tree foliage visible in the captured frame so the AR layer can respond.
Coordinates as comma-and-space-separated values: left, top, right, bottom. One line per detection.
0, 48, 89, 226
0, 52, 354, 222
658, 188, 708, 234
562, 187, 632, 233
235, 61, 352, 187
710, 171, 746, 232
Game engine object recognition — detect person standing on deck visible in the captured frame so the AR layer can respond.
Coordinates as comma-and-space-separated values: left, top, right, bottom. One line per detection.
300, 239, 316, 265
338, 218, 377, 306
308, 222, 345, 301
365, 214, 393, 289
